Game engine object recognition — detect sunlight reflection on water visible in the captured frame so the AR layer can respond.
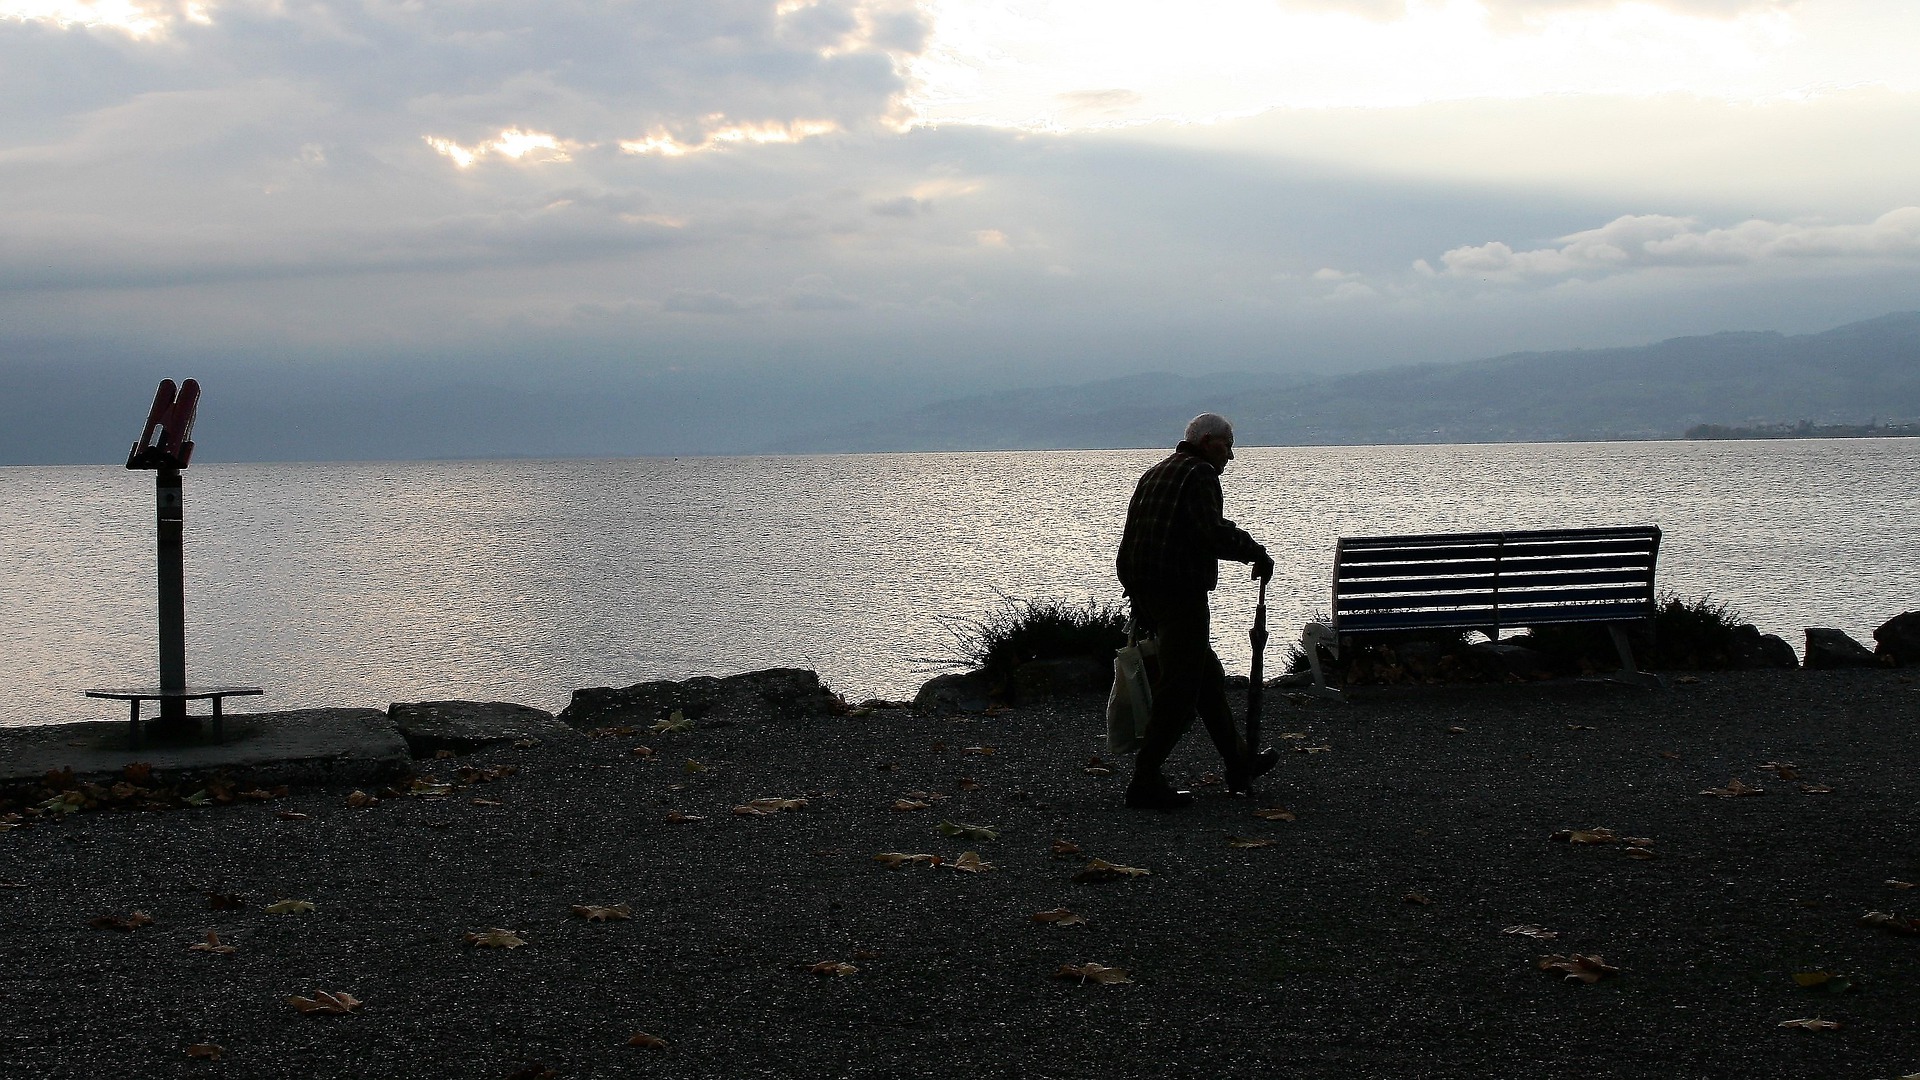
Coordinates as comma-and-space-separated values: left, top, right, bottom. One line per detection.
2, 440, 1914, 726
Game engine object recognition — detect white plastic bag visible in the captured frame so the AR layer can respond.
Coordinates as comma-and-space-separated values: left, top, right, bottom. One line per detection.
1106, 621, 1155, 754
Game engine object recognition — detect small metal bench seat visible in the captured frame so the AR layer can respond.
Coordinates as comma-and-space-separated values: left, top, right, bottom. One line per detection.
1300, 526, 1662, 697
82, 686, 263, 748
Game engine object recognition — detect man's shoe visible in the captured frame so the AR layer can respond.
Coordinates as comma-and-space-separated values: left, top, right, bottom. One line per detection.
1124, 783, 1195, 810
1225, 747, 1281, 796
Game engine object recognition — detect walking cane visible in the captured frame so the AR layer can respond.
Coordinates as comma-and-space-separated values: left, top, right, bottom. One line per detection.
1247, 575, 1269, 755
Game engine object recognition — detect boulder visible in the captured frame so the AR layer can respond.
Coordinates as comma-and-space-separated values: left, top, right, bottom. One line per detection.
1803, 628, 1879, 669
388, 701, 571, 759
913, 671, 997, 713
558, 668, 840, 730
1731, 624, 1799, 669
1009, 657, 1108, 701
1874, 611, 1920, 666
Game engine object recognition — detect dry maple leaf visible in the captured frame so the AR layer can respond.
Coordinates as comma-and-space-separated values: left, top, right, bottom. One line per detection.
1074, 858, 1151, 883
287, 990, 362, 1016
275, 810, 310, 820
1051, 839, 1082, 858
809, 960, 859, 976
1624, 847, 1658, 860
1537, 954, 1620, 983
1403, 891, 1434, 905
571, 903, 632, 922
682, 759, 710, 774
951, 850, 994, 873
1503, 924, 1559, 940
873, 852, 943, 869
629, 745, 656, 758
1254, 807, 1296, 822
189, 931, 237, 954
663, 810, 705, 824
1032, 907, 1088, 927
89, 912, 155, 932
184, 1043, 224, 1061
1777, 1017, 1842, 1031
626, 1032, 669, 1049
1888, 880, 1917, 890
1445, 725, 1468, 734
1549, 827, 1618, 844
408, 778, 455, 797
747, 797, 809, 813
892, 799, 931, 812
1055, 962, 1132, 985
1227, 836, 1274, 849
938, 820, 998, 841
1293, 745, 1333, 755
1701, 778, 1764, 797
263, 899, 316, 915
465, 928, 528, 949
1760, 761, 1800, 780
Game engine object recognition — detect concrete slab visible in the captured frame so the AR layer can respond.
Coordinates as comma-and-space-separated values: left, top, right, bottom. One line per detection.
0, 709, 411, 788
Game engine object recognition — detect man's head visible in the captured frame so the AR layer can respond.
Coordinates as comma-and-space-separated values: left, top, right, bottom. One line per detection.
1184, 413, 1235, 472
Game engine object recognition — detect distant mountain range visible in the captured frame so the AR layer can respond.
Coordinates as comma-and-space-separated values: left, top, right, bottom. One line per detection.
768, 312, 1920, 452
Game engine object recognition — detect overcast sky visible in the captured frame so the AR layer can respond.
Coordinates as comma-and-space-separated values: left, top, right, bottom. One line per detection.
4, 0, 1918, 461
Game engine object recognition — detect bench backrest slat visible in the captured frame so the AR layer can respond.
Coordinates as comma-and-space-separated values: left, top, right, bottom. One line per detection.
1329, 526, 1660, 636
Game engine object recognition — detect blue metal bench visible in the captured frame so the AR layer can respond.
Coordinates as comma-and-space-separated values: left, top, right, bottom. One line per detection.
1300, 526, 1662, 697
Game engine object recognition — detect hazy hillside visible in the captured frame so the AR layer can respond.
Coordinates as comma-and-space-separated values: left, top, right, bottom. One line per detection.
770, 312, 1920, 452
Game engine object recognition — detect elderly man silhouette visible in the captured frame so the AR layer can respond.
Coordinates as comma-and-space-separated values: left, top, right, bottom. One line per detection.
1115, 413, 1279, 809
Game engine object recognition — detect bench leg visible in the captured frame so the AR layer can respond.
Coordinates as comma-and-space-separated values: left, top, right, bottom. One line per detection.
212, 696, 224, 741
128, 698, 142, 750
1300, 623, 1345, 701
1606, 624, 1665, 689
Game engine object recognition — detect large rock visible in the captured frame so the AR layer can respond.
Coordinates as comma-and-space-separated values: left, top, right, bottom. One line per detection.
1803, 628, 1879, 669
1731, 624, 1799, 669
1874, 611, 1920, 666
388, 700, 572, 759
558, 668, 839, 730
913, 671, 997, 713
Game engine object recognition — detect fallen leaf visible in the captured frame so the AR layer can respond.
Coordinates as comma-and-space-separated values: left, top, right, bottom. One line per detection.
1537, 953, 1620, 983
1227, 836, 1274, 849
1050, 838, 1082, 858
89, 911, 155, 932
1074, 858, 1151, 883
902, 790, 946, 802
1293, 745, 1333, 755
960, 746, 997, 756
809, 961, 859, 976
626, 1032, 668, 1049
1031, 907, 1088, 927
408, 778, 454, 797
954, 777, 982, 791
872, 852, 943, 869
1055, 962, 1132, 985
471, 798, 503, 807
588, 726, 637, 738
345, 790, 378, 808
1551, 827, 1618, 844
1761, 761, 1800, 781
182, 790, 211, 807
1860, 910, 1920, 935
1566, 724, 1597, 731
1777, 1017, 1841, 1031
683, 760, 710, 774
275, 810, 310, 820
189, 931, 237, 954
630, 745, 656, 758
1279, 731, 1309, 740
1622, 836, 1655, 847
1624, 847, 1658, 860
1085, 764, 1114, 777
663, 811, 705, 824
1799, 783, 1833, 795
1888, 880, 1917, 890
1659, 751, 1682, 761
1701, 778, 1763, 797
287, 990, 362, 1016
938, 820, 998, 841
1403, 891, 1434, 905
1446, 725, 1467, 734
465, 928, 528, 949
892, 799, 931, 812
1254, 807, 1296, 822
741, 797, 809, 814
263, 899, 316, 915
571, 903, 632, 922
951, 850, 994, 873
184, 1043, 224, 1061
1792, 971, 1856, 994
651, 712, 693, 734
1503, 924, 1558, 940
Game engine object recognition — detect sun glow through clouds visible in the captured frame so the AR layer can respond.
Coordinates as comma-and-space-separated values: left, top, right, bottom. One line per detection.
423, 129, 576, 168
618, 119, 841, 157
1, 0, 174, 36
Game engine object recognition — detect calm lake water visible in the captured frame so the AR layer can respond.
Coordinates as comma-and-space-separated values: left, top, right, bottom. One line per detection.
3, 440, 1915, 728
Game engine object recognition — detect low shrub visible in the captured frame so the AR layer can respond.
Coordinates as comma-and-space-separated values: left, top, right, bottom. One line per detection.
1515, 591, 1752, 672
952, 595, 1128, 679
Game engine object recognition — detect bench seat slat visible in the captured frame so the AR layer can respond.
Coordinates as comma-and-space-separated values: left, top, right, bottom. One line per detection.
1338, 603, 1652, 633
1337, 568, 1656, 596
1338, 585, 1653, 613
1338, 554, 1656, 581
1338, 526, 1659, 550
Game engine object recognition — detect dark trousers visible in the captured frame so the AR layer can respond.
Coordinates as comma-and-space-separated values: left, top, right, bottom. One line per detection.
1128, 588, 1245, 787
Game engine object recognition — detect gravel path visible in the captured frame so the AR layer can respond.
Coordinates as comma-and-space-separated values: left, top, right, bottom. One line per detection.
4, 668, 1919, 1079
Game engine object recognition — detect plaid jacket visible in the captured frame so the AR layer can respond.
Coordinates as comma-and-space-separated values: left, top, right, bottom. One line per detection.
1116, 442, 1266, 595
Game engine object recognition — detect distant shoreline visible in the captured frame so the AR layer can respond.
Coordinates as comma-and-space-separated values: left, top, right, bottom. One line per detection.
1684, 422, 1920, 441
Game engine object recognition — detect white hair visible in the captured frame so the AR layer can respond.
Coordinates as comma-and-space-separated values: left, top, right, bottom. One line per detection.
1184, 413, 1233, 444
